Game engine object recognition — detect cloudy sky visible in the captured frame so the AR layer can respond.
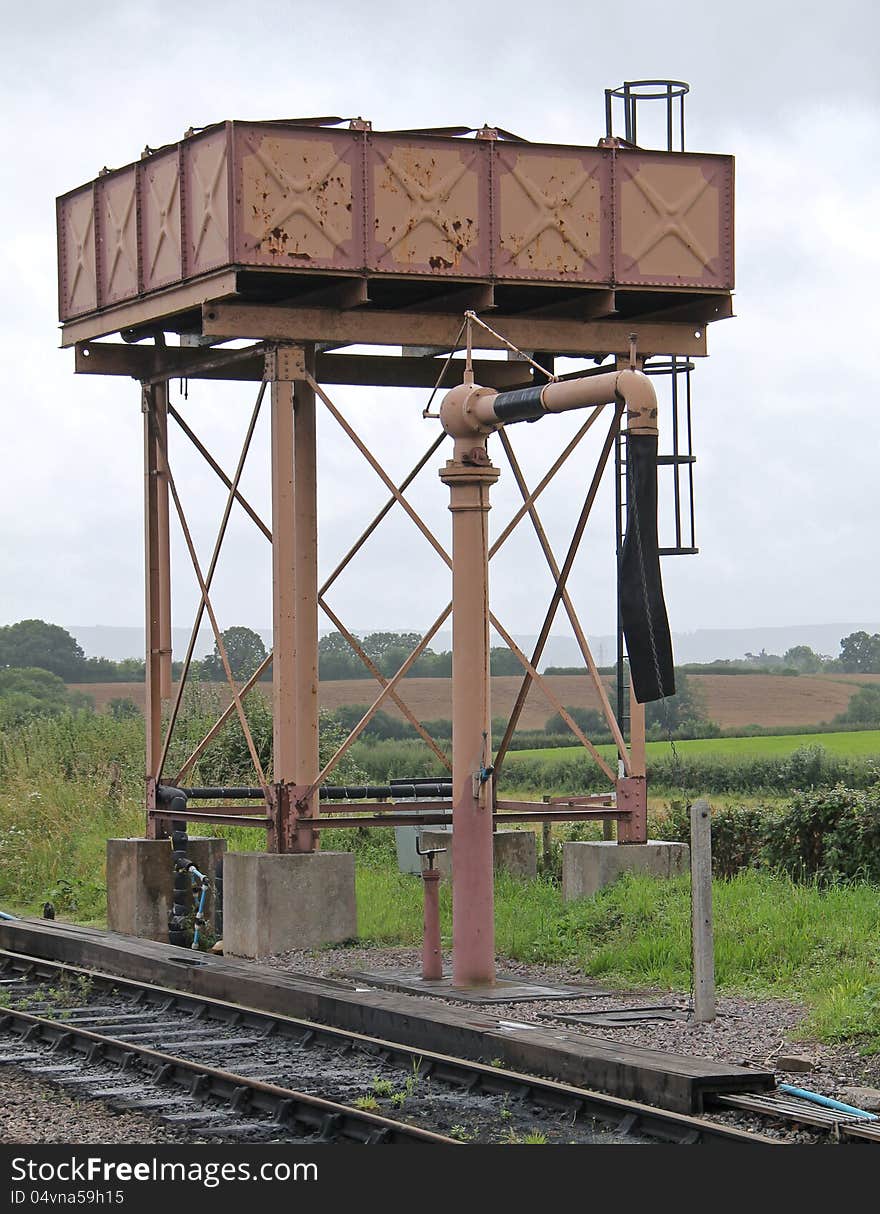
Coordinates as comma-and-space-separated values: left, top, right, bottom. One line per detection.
2, 0, 878, 657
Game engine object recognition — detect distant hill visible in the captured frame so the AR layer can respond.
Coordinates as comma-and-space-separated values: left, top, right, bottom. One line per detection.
71, 670, 880, 731
66, 621, 880, 669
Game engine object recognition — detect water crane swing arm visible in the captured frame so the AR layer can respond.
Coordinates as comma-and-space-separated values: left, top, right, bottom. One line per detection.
439, 367, 675, 704
438, 367, 658, 444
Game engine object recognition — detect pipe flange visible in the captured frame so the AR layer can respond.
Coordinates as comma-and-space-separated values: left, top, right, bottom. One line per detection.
439, 382, 498, 439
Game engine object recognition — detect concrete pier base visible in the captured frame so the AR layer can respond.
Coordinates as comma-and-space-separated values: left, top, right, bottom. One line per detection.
106, 837, 226, 941
420, 829, 537, 880
562, 840, 689, 902
222, 851, 357, 958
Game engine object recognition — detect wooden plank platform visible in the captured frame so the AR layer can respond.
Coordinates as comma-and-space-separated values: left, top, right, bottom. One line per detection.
346, 967, 609, 1003
0, 918, 773, 1115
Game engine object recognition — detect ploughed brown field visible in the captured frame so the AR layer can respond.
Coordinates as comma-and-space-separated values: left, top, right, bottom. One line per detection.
70, 671, 880, 731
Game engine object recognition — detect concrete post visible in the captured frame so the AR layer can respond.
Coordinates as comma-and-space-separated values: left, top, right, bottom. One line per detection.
439, 451, 500, 988
690, 799, 716, 1023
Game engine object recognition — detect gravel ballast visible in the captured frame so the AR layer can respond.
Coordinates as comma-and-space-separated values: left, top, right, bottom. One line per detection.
0, 1068, 209, 1145
261, 944, 880, 1125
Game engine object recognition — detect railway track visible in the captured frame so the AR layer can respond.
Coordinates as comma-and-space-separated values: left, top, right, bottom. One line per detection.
0, 949, 775, 1146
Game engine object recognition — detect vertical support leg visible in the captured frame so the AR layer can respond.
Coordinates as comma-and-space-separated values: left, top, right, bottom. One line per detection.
440, 452, 500, 988
616, 351, 651, 846
154, 383, 173, 700
143, 384, 165, 838
269, 345, 319, 854
270, 362, 295, 853
293, 350, 319, 853
542, 821, 553, 874
629, 677, 646, 777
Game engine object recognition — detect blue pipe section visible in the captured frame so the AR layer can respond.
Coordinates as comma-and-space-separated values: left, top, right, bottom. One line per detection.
778, 1083, 879, 1121
0, 910, 19, 921
188, 865, 209, 951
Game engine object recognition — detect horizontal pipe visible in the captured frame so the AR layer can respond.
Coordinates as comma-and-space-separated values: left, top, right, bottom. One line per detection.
546, 794, 617, 805
777, 1085, 879, 1121
493, 810, 627, 822
390, 777, 455, 787
319, 800, 453, 813
323, 784, 452, 800
158, 804, 269, 813
178, 786, 265, 800
150, 809, 271, 828
441, 368, 657, 440
315, 809, 629, 829
495, 798, 617, 811
315, 814, 454, 829
166, 782, 455, 803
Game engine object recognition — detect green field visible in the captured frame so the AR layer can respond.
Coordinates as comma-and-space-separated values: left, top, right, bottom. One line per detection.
511, 729, 880, 764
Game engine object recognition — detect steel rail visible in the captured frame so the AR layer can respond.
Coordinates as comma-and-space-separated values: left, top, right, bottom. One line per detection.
0, 1004, 452, 1144
0, 950, 777, 1147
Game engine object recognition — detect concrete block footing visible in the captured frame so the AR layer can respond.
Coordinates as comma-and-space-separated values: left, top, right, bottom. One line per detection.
562, 840, 690, 901
106, 837, 226, 942
420, 829, 537, 880
222, 851, 357, 958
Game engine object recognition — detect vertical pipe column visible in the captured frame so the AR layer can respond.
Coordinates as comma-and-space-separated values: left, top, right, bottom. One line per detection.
143, 384, 164, 838
440, 451, 500, 988
269, 345, 319, 854
421, 867, 442, 981
153, 382, 173, 700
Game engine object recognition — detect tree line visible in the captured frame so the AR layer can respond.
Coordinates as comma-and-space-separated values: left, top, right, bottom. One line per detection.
0, 620, 526, 684
4, 617, 880, 688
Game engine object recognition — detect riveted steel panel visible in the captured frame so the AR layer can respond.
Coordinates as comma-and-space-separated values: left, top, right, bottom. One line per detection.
366, 135, 489, 276
614, 151, 733, 289
57, 125, 736, 335
140, 148, 182, 293
493, 143, 611, 282
58, 186, 97, 319
96, 166, 138, 307
183, 126, 232, 279
233, 124, 362, 270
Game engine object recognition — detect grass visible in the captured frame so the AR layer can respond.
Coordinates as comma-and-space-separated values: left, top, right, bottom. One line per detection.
3, 709, 880, 1054
512, 729, 880, 764
355, 868, 880, 1052
0, 712, 144, 921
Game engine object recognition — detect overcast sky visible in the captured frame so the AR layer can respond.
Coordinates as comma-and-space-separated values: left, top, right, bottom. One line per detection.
1, 0, 878, 655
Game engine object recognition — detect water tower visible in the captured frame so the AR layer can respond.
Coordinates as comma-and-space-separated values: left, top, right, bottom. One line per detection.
57, 81, 733, 985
